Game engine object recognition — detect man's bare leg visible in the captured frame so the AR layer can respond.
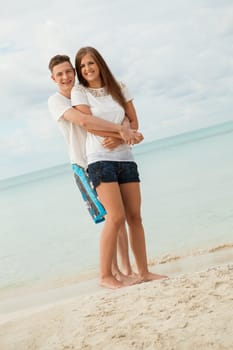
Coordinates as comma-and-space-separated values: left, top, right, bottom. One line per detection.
111, 227, 139, 286
117, 222, 135, 276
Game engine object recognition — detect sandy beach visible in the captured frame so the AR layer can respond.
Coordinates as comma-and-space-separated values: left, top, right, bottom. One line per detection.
0, 247, 233, 350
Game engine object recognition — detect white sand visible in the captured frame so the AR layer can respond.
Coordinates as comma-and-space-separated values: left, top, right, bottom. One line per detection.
0, 250, 233, 350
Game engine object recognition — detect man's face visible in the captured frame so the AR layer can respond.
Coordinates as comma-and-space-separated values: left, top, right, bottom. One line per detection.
51, 61, 75, 97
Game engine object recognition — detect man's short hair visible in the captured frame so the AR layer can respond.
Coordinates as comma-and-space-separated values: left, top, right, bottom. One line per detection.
48, 54, 73, 72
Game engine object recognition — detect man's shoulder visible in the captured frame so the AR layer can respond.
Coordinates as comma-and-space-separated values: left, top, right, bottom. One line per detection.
48, 92, 72, 111
48, 92, 72, 119
48, 92, 70, 103
48, 92, 60, 106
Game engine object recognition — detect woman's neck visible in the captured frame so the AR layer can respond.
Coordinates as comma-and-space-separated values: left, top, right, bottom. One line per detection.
87, 78, 103, 89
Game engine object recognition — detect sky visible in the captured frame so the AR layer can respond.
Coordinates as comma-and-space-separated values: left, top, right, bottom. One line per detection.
1, 0, 233, 179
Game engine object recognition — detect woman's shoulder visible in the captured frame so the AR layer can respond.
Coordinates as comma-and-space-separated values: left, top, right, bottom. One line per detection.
72, 83, 87, 93
117, 81, 132, 101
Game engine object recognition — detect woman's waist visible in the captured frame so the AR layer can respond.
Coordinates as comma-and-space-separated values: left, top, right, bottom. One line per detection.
87, 148, 134, 164
86, 137, 131, 153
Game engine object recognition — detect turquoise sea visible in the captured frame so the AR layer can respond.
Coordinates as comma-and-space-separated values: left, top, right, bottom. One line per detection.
1, 121, 233, 292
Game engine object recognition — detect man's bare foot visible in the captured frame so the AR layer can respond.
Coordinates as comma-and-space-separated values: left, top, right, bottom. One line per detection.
138, 271, 168, 283
123, 275, 142, 286
113, 271, 138, 286
128, 271, 139, 278
99, 276, 124, 289
120, 268, 138, 278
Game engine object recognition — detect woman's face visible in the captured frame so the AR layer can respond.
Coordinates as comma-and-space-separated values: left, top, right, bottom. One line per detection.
80, 53, 101, 88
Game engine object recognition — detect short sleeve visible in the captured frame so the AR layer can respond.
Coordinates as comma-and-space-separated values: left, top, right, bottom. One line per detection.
71, 84, 89, 106
48, 93, 71, 121
119, 82, 133, 102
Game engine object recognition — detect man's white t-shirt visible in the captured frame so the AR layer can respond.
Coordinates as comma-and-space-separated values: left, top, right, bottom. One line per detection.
48, 92, 87, 168
71, 82, 134, 165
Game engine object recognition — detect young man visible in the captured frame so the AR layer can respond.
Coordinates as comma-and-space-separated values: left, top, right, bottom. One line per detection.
48, 54, 141, 284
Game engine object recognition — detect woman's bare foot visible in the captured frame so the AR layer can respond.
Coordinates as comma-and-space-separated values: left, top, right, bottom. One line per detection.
138, 271, 168, 283
99, 276, 124, 289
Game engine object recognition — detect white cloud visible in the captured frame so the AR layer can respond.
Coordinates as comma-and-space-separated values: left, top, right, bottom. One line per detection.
1, 0, 233, 178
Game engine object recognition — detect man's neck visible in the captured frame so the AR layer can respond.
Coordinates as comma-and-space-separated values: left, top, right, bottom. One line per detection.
59, 89, 71, 99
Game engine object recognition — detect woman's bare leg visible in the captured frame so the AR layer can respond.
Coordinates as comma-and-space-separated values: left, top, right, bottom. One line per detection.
96, 182, 125, 289
120, 182, 167, 282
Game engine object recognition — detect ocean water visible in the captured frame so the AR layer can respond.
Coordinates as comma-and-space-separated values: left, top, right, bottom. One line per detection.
1, 121, 233, 291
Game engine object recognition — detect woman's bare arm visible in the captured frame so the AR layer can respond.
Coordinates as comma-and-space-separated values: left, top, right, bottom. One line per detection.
125, 100, 139, 130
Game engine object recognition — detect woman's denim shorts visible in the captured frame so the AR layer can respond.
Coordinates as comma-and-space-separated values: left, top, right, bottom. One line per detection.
88, 161, 140, 189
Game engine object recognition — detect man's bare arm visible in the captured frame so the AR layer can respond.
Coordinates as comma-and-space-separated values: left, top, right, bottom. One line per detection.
86, 129, 122, 139
71, 104, 137, 144
63, 107, 125, 134
63, 106, 142, 144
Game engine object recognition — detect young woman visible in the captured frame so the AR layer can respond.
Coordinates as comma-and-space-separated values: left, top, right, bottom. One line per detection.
71, 47, 167, 289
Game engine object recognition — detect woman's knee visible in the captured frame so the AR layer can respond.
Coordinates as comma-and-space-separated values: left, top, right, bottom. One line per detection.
106, 213, 125, 228
127, 211, 142, 226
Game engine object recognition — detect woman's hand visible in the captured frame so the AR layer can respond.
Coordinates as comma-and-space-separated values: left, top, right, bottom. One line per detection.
119, 123, 137, 144
102, 137, 123, 150
102, 131, 144, 149
133, 131, 144, 144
